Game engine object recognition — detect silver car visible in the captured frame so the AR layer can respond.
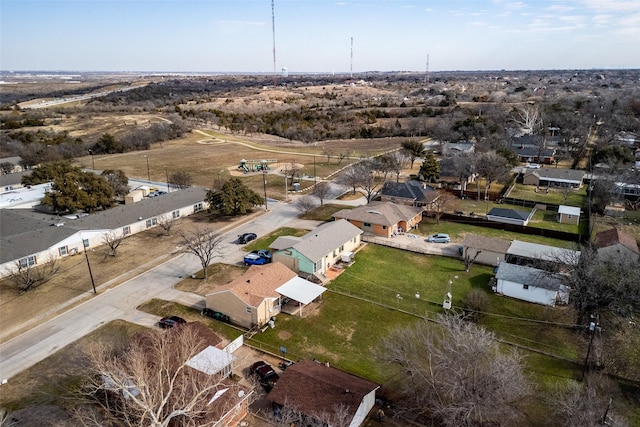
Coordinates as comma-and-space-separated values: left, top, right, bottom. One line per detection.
427, 233, 450, 243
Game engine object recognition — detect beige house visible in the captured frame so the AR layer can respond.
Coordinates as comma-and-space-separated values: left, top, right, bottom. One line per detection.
205, 262, 297, 329
332, 202, 424, 238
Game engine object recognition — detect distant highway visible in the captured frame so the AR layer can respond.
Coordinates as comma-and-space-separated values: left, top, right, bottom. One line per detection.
21, 84, 144, 109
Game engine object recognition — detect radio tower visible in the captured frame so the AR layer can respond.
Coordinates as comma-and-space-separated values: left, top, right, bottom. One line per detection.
424, 53, 430, 85
350, 37, 353, 83
271, 0, 277, 87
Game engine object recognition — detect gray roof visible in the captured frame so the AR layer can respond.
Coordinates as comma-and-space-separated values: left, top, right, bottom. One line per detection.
513, 146, 555, 158
496, 262, 566, 291
462, 234, 511, 253
270, 236, 302, 250
0, 187, 208, 264
487, 207, 532, 221
332, 202, 423, 227
525, 168, 585, 183
380, 180, 437, 204
507, 240, 580, 264
272, 219, 362, 262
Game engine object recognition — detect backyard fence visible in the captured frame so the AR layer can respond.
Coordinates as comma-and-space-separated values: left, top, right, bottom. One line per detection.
441, 213, 588, 243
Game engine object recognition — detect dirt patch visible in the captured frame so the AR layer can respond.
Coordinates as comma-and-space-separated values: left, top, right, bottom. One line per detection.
330, 323, 356, 341
277, 331, 292, 340
175, 263, 247, 295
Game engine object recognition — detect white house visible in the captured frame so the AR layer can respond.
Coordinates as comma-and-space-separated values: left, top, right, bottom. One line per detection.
495, 262, 569, 307
0, 187, 209, 277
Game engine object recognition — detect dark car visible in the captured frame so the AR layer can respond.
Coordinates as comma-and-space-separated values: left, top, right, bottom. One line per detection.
201, 308, 230, 323
237, 233, 257, 244
158, 315, 186, 329
249, 360, 280, 391
244, 253, 269, 266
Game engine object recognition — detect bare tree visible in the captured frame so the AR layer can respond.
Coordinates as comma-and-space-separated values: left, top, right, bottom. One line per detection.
294, 195, 318, 214
430, 191, 455, 224
381, 314, 531, 427
266, 400, 352, 427
4, 256, 60, 291
322, 149, 333, 164
336, 151, 348, 165
336, 164, 363, 195
312, 182, 331, 206
178, 226, 223, 279
169, 170, 193, 189
156, 214, 177, 236
475, 151, 511, 201
357, 160, 383, 203
102, 230, 126, 257
512, 103, 543, 135
546, 373, 627, 427
76, 323, 248, 427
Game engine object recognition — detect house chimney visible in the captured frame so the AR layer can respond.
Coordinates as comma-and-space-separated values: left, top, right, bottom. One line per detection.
423, 182, 427, 190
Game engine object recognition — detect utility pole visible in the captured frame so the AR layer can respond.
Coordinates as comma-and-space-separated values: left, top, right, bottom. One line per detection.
262, 161, 268, 211
144, 155, 150, 181
165, 166, 170, 193
313, 155, 317, 186
88, 149, 95, 169
83, 239, 96, 294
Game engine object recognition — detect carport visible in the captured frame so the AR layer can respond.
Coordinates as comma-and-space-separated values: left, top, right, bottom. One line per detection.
276, 277, 327, 317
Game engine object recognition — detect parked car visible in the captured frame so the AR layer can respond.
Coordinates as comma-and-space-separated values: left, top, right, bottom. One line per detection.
237, 233, 257, 244
250, 360, 280, 391
158, 315, 186, 329
526, 163, 542, 169
251, 249, 272, 262
427, 233, 451, 243
201, 308, 230, 323
244, 253, 269, 265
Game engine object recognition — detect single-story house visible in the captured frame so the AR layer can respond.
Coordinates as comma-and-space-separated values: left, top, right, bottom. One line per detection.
437, 157, 477, 191
461, 234, 511, 266
523, 168, 585, 188
379, 180, 438, 208
442, 141, 475, 157
205, 262, 326, 329
506, 240, 580, 269
270, 219, 363, 279
0, 187, 209, 277
495, 262, 569, 307
486, 207, 535, 226
332, 202, 424, 238
557, 205, 581, 225
512, 145, 555, 164
268, 360, 380, 427
594, 228, 640, 262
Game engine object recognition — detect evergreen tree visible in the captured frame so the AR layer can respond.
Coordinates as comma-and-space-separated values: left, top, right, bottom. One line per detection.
205, 177, 263, 215
419, 152, 440, 183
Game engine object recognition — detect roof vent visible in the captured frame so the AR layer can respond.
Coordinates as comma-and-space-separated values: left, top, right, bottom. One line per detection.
366, 210, 382, 215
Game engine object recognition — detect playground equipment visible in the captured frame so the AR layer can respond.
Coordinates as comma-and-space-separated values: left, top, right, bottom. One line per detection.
238, 159, 277, 173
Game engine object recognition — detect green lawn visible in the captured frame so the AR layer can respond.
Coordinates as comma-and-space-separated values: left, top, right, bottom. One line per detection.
418, 218, 580, 249
508, 183, 588, 207
242, 227, 308, 252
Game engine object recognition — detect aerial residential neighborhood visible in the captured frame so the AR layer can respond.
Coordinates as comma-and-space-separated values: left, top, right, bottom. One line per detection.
1, 67, 639, 426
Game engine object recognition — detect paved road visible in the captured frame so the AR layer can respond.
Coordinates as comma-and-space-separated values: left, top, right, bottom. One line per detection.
0, 199, 304, 381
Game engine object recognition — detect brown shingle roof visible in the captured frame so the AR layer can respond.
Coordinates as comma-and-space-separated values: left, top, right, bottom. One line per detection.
333, 201, 423, 227
208, 262, 298, 307
268, 360, 379, 422
594, 228, 639, 254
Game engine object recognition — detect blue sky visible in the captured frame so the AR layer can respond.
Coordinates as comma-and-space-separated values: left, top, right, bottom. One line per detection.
1, 0, 638, 72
